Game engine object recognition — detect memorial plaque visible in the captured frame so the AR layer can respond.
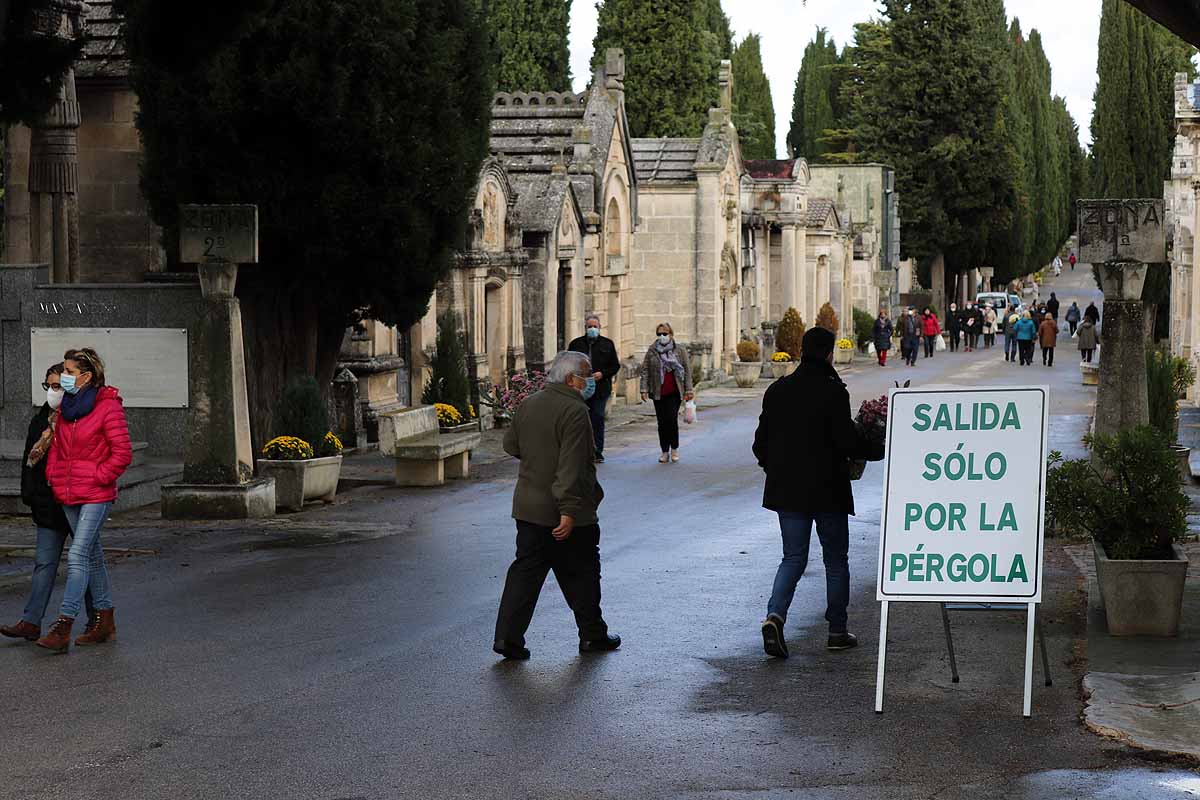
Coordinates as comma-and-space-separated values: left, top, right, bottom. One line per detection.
180, 204, 259, 264
30, 328, 189, 408
1077, 199, 1166, 264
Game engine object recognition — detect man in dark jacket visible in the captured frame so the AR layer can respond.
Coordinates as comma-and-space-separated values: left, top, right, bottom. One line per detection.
1084, 301, 1100, 325
493, 350, 620, 660
1046, 292, 1060, 321
752, 328, 885, 658
899, 307, 921, 366
568, 314, 621, 463
0, 364, 93, 641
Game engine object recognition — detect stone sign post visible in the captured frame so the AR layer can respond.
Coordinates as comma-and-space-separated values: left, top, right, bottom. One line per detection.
161, 205, 275, 518
1077, 199, 1166, 440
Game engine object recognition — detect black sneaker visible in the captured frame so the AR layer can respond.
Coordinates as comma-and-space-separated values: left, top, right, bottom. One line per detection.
595, 453, 605, 463
761, 614, 788, 658
579, 633, 621, 653
493, 640, 531, 660
827, 632, 858, 651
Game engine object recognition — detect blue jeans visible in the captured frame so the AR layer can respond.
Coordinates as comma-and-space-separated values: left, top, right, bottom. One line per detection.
59, 503, 114, 619
1005, 334, 1018, 361
585, 382, 611, 455
767, 511, 850, 633
22, 526, 94, 626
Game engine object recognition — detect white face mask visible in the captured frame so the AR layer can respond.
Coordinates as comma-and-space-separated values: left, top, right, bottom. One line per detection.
657, 334, 671, 346
46, 387, 64, 409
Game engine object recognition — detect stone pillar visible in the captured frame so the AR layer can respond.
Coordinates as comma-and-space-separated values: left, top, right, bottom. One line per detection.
929, 252, 946, 310
1094, 262, 1151, 440
162, 260, 276, 518
1191, 180, 1200, 406
330, 368, 365, 449
28, 67, 80, 283
508, 261, 526, 373
780, 222, 798, 313
755, 225, 770, 327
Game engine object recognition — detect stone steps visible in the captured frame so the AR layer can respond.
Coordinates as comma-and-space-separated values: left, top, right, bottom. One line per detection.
0, 460, 181, 515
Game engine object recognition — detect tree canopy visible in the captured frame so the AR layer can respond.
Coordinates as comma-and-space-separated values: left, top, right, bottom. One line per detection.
731, 33, 776, 159
489, 0, 571, 92
786, 28, 841, 161
593, 0, 730, 138
118, 0, 495, 441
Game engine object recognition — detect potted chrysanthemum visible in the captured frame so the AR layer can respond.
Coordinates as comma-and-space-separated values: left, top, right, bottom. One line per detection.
257, 377, 345, 512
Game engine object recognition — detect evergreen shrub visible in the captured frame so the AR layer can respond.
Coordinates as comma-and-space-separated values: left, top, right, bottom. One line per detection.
736, 340, 761, 362
277, 376, 329, 457
775, 308, 806, 360
853, 308, 875, 348
816, 302, 839, 334
422, 311, 473, 420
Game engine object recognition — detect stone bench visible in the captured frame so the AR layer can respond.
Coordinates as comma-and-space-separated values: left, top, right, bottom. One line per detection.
1080, 362, 1099, 386
378, 405, 481, 487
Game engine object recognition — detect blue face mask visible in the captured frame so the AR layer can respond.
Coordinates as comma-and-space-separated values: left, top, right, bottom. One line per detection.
581, 377, 596, 401
586, 327, 600, 339
60, 374, 79, 395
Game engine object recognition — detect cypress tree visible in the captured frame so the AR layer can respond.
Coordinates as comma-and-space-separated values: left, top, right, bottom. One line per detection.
1092, 0, 1140, 197
732, 33, 777, 159
703, 0, 734, 60
489, 0, 572, 92
593, 0, 719, 138
120, 0, 495, 445
787, 28, 839, 160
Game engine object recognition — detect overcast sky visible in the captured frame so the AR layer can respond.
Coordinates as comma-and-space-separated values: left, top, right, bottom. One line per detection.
569, 0, 1100, 156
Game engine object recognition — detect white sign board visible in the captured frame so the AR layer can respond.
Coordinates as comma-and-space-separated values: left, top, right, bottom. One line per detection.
876, 386, 1048, 604
30, 328, 189, 409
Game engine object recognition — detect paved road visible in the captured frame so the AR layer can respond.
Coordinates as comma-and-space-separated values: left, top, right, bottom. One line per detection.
1, 266, 1195, 799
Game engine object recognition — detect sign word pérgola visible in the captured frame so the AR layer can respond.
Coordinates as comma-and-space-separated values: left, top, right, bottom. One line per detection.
874, 386, 1049, 718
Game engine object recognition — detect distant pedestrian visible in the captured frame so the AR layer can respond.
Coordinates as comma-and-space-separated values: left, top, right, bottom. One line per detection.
1046, 292, 1060, 321
946, 303, 962, 352
1069, 252, 1077, 271
493, 350, 619, 660
1004, 312, 1020, 363
1038, 313, 1058, 366
1077, 316, 1099, 362
1015, 311, 1037, 366
1065, 302, 1081, 336
1053, 255, 1063, 277
1084, 301, 1100, 326
982, 303, 997, 348
872, 308, 893, 366
921, 307, 941, 358
0, 363, 95, 644
37, 348, 130, 653
753, 327, 885, 659
900, 307, 921, 366
640, 323, 693, 464
963, 302, 982, 351
568, 314, 621, 464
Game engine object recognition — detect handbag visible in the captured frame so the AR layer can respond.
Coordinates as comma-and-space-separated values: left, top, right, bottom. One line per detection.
683, 399, 697, 425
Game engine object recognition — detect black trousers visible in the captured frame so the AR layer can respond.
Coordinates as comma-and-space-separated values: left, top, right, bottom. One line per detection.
1042, 346, 1055, 366
653, 392, 681, 452
1068, 321, 1078, 335
948, 331, 960, 351
495, 520, 608, 647
1019, 340, 1034, 365
923, 335, 936, 357
585, 382, 611, 456
1081, 348, 1094, 362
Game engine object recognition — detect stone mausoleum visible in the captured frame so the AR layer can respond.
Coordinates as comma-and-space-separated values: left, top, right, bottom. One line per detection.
1168, 71, 1200, 403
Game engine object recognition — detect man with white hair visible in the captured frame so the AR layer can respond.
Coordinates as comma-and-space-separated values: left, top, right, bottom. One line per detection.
568, 314, 621, 463
493, 350, 620, 660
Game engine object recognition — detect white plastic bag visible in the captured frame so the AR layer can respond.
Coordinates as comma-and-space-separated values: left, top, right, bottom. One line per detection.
935, 334, 946, 352
867, 342, 876, 355
683, 399, 697, 425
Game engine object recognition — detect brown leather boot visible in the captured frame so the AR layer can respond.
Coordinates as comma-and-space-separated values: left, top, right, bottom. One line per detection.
35, 616, 73, 653
0, 621, 40, 641
75, 609, 116, 646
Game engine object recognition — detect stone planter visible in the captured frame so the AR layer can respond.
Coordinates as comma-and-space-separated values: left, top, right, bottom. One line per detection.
834, 348, 853, 365
770, 361, 798, 379
1092, 540, 1188, 636
732, 361, 760, 388
1173, 445, 1192, 483
1080, 362, 1099, 386
257, 455, 343, 513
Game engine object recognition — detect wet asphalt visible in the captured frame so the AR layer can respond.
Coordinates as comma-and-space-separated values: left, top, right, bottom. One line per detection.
1, 267, 1198, 799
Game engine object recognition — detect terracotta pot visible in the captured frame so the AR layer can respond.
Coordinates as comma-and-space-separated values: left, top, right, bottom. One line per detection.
257, 455, 343, 513
1093, 540, 1188, 636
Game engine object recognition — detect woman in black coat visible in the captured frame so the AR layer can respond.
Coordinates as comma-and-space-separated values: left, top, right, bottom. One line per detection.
872, 308, 894, 366
0, 364, 93, 642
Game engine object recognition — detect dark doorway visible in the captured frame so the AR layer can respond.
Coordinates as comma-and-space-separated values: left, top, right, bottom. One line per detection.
556, 262, 571, 351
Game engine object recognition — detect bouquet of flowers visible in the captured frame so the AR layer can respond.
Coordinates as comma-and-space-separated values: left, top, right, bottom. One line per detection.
849, 394, 888, 480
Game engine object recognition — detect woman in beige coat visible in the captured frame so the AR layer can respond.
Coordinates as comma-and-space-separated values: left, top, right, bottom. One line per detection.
640, 323, 694, 463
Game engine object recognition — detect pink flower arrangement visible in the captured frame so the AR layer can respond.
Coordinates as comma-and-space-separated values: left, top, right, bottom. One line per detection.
493, 370, 547, 416
850, 394, 889, 480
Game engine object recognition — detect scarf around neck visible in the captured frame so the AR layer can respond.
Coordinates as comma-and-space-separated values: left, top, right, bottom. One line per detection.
61, 385, 99, 422
654, 339, 685, 386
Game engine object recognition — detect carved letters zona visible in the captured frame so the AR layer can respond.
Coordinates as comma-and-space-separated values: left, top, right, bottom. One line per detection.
38, 301, 120, 315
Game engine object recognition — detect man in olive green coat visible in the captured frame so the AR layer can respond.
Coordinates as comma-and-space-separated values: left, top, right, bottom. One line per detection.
493, 350, 621, 660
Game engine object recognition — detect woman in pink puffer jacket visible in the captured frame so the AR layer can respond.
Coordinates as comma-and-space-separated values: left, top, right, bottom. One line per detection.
38, 347, 131, 653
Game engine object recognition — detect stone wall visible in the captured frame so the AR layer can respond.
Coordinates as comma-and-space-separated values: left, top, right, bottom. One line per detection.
0, 264, 202, 457
76, 84, 162, 281
630, 186, 698, 349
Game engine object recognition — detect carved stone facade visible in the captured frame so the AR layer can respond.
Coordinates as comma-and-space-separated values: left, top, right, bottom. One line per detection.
1167, 72, 1200, 403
